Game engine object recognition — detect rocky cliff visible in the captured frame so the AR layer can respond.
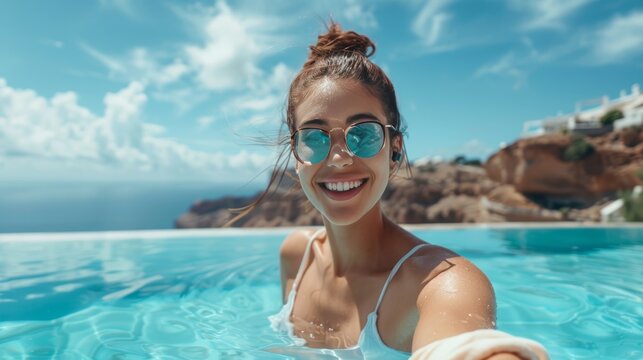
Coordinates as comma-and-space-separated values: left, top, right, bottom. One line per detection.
486, 128, 642, 201
175, 127, 642, 227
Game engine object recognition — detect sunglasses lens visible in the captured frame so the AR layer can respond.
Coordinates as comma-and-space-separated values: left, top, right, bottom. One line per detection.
295, 129, 330, 164
346, 122, 384, 158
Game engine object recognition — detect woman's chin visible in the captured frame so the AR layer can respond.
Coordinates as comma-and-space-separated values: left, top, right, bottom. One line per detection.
319, 203, 378, 226
323, 215, 362, 226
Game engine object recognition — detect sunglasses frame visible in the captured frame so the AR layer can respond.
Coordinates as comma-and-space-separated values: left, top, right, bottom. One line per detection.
290, 120, 398, 165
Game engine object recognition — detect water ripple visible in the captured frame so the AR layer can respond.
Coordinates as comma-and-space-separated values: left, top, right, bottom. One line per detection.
1, 228, 642, 359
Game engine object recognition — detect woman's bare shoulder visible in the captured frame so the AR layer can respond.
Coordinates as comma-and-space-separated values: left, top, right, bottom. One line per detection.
407, 244, 493, 308
279, 228, 319, 279
399, 238, 489, 295
394, 229, 462, 279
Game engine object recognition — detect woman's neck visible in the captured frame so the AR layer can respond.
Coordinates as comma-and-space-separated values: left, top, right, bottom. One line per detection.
321, 202, 395, 277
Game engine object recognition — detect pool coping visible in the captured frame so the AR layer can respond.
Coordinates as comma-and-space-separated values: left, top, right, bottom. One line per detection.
0, 222, 641, 242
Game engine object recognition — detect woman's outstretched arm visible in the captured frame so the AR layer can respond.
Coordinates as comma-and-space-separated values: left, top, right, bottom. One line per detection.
411, 257, 528, 360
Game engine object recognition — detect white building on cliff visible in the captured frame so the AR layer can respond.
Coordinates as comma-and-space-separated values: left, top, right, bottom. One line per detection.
522, 84, 643, 138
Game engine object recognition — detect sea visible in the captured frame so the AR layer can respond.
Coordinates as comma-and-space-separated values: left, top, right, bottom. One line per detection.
0, 181, 262, 233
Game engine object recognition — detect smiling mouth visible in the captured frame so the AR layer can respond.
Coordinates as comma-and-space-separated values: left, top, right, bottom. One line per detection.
317, 178, 368, 201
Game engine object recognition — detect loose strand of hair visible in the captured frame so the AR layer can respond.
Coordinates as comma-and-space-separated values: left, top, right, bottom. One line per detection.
223, 144, 292, 227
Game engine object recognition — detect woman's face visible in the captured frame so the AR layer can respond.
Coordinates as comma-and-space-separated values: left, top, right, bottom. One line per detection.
293, 78, 401, 225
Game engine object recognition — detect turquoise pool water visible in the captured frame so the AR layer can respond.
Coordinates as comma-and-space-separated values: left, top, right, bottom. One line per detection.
0, 226, 641, 359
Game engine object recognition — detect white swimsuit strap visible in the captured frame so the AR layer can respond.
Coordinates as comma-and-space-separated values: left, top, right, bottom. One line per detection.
291, 228, 326, 291
373, 243, 431, 314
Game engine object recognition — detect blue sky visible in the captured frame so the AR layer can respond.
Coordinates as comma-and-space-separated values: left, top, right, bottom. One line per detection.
0, 0, 641, 183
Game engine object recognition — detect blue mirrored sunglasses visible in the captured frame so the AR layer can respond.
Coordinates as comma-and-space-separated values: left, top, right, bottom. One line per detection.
290, 120, 397, 164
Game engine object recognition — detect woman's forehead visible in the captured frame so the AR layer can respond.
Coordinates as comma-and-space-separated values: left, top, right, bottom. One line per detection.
294, 79, 387, 127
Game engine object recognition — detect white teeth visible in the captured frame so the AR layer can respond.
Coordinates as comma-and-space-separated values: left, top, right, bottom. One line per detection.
323, 180, 364, 192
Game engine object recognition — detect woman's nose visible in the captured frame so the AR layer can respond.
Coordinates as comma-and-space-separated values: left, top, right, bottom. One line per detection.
326, 129, 353, 168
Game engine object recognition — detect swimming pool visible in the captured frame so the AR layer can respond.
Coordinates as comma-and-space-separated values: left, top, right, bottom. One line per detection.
0, 225, 641, 359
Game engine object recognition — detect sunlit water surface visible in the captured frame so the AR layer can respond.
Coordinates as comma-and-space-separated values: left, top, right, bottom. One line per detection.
0, 227, 641, 359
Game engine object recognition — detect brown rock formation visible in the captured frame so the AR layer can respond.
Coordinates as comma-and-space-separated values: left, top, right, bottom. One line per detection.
485, 129, 643, 199
175, 186, 324, 228
425, 195, 485, 223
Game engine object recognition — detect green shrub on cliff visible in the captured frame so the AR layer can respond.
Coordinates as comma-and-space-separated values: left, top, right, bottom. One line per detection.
563, 134, 595, 161
600, 109, 624, 126
620, 189, 643, 222
451, 155, 483, 166
418, 163, 437, 173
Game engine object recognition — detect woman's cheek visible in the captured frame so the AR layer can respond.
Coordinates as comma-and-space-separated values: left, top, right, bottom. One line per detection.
299, 171, 322, 207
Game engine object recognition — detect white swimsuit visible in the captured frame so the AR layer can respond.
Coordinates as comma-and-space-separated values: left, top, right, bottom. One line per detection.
268, 228, 431, 359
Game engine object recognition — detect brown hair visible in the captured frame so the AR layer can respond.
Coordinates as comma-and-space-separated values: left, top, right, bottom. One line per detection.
224, 21, 412, 227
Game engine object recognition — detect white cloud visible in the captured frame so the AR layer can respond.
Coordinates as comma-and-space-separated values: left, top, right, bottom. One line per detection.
0, 78, 273, 181
473, 37, 571, 89
476, 8, 643, 89
197, 116, 216, 129
84, 0, 290, 114
474, 52, 527, 90
82, 44, 124, 73
228, 150, 272, 169
344, 0, 378, 29
223, 62, 295, 128
184, 1, 285, 91
82, 45, 189, 87
268, 62, 296, 90
226, 63, 293, 112
243, 114, 275, 127
152, 59, 190, 86
143, 123, 165, 137
412, 0, 455, 51
592, 10, 643, 64
509, 0, 591, 31
151, 87, 207, 113
236, 96, 281, 113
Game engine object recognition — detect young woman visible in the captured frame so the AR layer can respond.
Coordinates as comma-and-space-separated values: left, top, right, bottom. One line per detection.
242, 23, 535, 360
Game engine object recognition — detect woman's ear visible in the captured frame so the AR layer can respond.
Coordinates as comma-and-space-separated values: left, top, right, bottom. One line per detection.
390, 135, 402, 169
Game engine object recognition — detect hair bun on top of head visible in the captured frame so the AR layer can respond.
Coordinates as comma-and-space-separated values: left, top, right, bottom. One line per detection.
305, 22, 375, 66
